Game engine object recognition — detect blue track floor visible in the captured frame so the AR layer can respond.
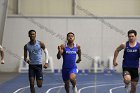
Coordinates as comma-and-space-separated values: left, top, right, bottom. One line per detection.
0, 73, 140, 93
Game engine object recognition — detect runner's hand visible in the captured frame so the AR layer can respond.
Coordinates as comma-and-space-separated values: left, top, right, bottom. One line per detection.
25, 59, 30, 64
1, 59, 4, 64
43, 63, 48, 69
113, 61, 118, 67
58, 46, 63, 54
76, 58, 81, 63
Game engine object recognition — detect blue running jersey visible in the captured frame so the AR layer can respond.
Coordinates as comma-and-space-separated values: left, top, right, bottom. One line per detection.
123, 41, 140, 68
26, 40, 42, 64
62, 44, 78, 69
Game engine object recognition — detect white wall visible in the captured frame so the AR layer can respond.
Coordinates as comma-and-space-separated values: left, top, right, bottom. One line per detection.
9, 0, 73, 16
0, 16, 140, 72
8, 0, 17, 15
76, 0, 140, 16
0, 0, 8, 44
8, 0, 140, 16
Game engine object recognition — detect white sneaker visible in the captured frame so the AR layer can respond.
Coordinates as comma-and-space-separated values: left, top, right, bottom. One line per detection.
73, 86, 78, 93
125, 84, 131, 93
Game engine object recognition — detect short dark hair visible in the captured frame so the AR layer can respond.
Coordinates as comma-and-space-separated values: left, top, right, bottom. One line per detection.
28, 30, 36, 35
128, 29, 137, 36
67, 32, 75, 37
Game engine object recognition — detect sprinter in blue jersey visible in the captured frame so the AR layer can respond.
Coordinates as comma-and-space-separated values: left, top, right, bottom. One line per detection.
113, 30, 140, 93
57, 32, 81, 93
24, 30, 49, 93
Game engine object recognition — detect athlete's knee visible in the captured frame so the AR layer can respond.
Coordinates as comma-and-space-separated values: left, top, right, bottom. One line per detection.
123, 71, 131, 80
124, 75, 131, 84
37, 80, 43, 88
70, 73, 76, 81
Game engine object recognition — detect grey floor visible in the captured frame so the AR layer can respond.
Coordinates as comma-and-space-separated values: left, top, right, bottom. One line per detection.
0, 72, 18, 84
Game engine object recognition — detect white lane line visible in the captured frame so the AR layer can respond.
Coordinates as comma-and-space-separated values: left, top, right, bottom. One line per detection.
46, 86, 64, 93
13, 83, 62, 93
45, 82, 105, 93
13, 80, 98, 93
109, 84, 140, 93
13, 86, 30, 93
79, 83, 123, 93
12, 80, 98, 93
13, 80, 123, 93
109, 85, 124, 93
45, 83, 96, 93
45, 82, 123, 93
